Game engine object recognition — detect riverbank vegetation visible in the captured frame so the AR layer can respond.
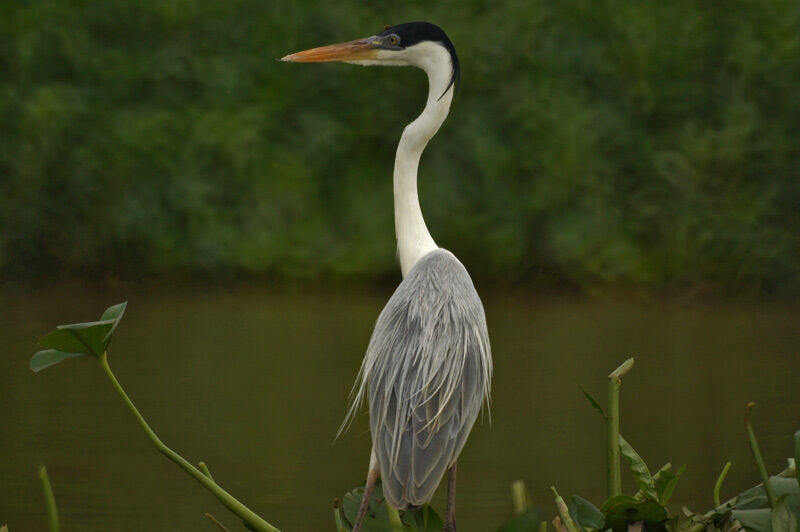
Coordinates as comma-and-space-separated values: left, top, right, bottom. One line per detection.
2, 1, 799, 294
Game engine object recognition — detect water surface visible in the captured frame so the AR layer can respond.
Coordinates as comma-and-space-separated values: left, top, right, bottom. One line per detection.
1, 285, 799, 531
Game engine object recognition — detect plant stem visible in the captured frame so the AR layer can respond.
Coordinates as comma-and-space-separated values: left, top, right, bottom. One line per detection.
333, 499, 347, 532
511, 480, 528, 516
38, 464, 60, 532
745, 402, 775, 508
551, 486, 580, 532
713, 462, 731, 507
205, 513, 232, 532
607, 358, 634, 498
199, 461, 214, 481
99, 353, 280, 532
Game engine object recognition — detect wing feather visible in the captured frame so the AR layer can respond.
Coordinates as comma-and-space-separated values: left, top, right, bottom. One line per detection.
339, 249, 492, 509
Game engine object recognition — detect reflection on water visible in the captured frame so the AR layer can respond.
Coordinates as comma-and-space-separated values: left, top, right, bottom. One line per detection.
1, 285, 799, 531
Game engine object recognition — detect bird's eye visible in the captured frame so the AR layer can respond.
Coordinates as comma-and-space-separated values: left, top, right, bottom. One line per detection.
387, 34, 400, 46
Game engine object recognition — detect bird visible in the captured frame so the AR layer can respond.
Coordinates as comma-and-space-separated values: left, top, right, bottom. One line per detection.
282, 22, 492, 532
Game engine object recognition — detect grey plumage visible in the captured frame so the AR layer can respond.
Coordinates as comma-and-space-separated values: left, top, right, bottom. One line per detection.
341, 248, 492, 509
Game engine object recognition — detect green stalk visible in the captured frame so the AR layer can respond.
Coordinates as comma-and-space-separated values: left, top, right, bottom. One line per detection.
387, 505, 403, 532
333, 499, 347, 532
511, 480, 528, 516
745, 402, 775, 509
205, 513, 232, 532
199, 461, 215, 481
38, 465, 60, 532
551, 487, 580, 532
713, 462, 732, 507
99, 353, 280, 532
607, 358, 634, 498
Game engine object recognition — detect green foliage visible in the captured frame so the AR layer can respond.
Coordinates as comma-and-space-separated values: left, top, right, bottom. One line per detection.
619, 435, 657, 501
29, 349, 84, 373
1, 1, 799, 292
602, 496, 667, 532
496, 510, 541, 532
30, 301, 127, 370
568, 496, 605, 530
733, 509, 773, 532
565, 362, 800, 532
336, 480, 442, 531
731, 477, 800, 532
29, 303, 280, 532
772, 496, 799, 532
650, 463, 685, 506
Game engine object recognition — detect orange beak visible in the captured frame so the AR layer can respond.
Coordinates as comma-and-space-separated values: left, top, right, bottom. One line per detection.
280, 37, 379, 63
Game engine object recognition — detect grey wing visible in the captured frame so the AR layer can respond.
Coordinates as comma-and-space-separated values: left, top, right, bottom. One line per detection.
342, 249, 492, 509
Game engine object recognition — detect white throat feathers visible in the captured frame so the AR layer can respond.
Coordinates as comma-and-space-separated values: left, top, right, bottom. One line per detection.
388, 42, 454, 277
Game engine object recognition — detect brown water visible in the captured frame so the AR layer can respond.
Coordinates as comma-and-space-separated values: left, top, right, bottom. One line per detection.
1, 284, 799, 531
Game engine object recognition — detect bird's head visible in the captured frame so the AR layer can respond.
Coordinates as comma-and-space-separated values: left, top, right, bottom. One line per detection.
281, 22, 460, 97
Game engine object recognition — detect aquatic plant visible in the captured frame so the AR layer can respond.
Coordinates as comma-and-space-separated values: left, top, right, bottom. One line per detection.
30, 302, 280, 532
495, 359, 800, 532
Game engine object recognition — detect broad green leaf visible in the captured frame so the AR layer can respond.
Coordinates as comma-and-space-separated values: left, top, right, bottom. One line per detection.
655, 464, 685, 505
769, 477, 800, 498
637, 463, 673, 501
39, 320, 114, 357
620, 435, 657, 500
58, 320, 115, 356
36, 302, 127, 361
568, 495, 605, 529
733, 508, 773, 532
402, 504, 443, 531
602, 495, 637, 513
341, 482, 392, 532
100, 301, 127, 342
580, 387, 607, 419
603, 497, 667, 532
340, 480, 443, 531
30, 349, 86, 372
769, 477, 800, 517
730, 477, 799, 515
736, 485, 769, 510
497, 508, 540, 532
38, 328, 92, 355
773, 495, 798, 532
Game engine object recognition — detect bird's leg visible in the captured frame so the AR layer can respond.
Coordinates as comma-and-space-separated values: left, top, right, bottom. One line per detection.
444, 461, 457, 532
352, 468, 380, 532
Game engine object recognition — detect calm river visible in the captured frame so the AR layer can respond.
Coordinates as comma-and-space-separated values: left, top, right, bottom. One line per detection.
1, 284, 799, 531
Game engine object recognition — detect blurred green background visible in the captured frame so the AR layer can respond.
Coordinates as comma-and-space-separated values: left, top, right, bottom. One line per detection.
2, 0, 799, 293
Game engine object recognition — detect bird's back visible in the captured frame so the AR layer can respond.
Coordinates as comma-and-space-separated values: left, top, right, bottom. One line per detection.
358, 249, 492, 509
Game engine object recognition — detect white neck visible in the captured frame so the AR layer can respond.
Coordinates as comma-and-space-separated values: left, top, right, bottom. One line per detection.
392, 42, 454, 277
